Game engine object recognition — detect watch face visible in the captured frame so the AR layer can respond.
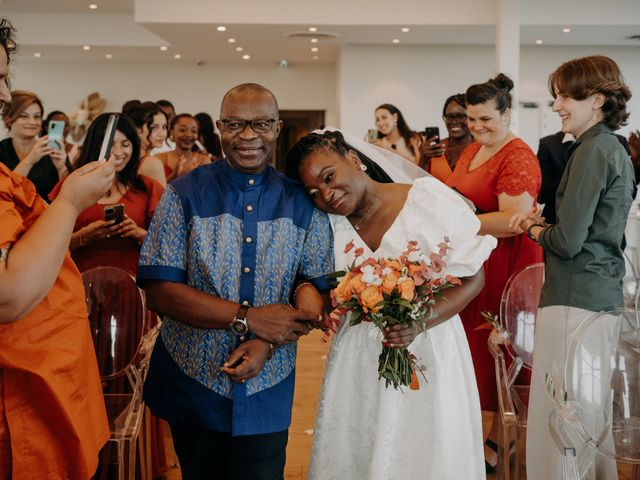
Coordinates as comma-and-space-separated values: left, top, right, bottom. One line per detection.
231, 319, 248, 335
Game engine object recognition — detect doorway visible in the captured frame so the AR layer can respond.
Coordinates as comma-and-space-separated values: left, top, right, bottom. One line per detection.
275, 110, 325, 172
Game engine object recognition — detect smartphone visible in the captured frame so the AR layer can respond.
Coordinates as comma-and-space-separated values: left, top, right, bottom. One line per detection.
104, 204, 125, 224
98, 113, 119, 163
424, 127, 440, 142
47, 120, 65, 150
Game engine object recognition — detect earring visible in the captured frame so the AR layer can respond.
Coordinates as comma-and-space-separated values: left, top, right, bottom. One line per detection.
360, 163, 368, 172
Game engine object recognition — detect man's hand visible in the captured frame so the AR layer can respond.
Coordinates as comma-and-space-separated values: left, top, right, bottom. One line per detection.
220, 339, 271, 383
247, 304, 320, 345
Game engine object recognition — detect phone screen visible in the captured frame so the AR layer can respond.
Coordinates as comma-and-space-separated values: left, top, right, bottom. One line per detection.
47, 120, 65, 150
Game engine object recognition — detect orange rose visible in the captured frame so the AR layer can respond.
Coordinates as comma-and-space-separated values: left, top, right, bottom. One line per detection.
347, 273, 367, 294
359, 285, 384, 313
408, 264, 423, 277
333, 274, 355, 304
398, 278, 416, 301
384, 259, 404, 272
381, 271, 400, 295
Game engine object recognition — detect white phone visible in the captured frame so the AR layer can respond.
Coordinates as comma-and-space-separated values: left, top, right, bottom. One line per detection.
98, 113, 119, 163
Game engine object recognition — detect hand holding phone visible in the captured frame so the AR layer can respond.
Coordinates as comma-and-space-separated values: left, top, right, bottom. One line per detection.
47, 120, 65, 150
420, 126, 445, 159
424, 127, 440, 143
104, 203, 125, 224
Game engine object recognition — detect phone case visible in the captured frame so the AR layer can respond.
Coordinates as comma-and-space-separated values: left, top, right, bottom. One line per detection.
47, 121, 65, 150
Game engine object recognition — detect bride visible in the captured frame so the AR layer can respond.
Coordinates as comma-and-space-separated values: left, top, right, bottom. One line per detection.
285, 130, 496, 479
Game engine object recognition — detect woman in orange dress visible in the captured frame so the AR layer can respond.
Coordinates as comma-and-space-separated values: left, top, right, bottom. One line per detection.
156, 114, 209, 181
446, 74, 543, 472
0, 21, 114, 477
419, 94, 473, 182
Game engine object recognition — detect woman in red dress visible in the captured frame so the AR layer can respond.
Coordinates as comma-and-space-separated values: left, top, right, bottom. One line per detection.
446, 73, 543, 472
51, 114, 163, 275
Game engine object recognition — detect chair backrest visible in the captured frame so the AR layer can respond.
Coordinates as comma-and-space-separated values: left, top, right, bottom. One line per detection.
82, 266, 146, 381
499, 262, 545, 369
564, 308, 640, 463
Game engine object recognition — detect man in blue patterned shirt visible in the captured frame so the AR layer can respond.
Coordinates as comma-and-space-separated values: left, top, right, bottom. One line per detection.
137, 83, 334, 479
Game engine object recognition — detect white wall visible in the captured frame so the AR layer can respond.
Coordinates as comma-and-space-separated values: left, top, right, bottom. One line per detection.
2, 59, 337, 138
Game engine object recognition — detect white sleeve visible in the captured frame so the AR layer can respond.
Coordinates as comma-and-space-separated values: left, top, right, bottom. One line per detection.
403, 177, 497, 278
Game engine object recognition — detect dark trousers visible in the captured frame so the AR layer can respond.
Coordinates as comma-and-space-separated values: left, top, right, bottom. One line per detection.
169, 423, 288, 480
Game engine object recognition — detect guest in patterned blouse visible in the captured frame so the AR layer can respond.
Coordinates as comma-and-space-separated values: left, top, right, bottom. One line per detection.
137, 83, 334, 479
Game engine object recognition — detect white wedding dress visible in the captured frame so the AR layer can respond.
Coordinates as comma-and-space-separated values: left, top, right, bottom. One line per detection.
308, 177, 496, 480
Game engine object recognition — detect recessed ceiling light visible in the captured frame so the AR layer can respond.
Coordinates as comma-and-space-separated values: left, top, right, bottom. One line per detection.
89, 3, 98, 9
174, 54, 181, 59
105, 53, 112, 59
401, 27, 410, 33
311, 47, 319, 52
392, 38, 400, 44
217, 26, 226, 32
33, 52, 41, 58
83, 45, 91, 51
562, 27, 572, 33
160, 45, 168, 51
310, 38, 319, 43
235, 46, 244, 52
228, 38, 236, 43
535, 39, 544, 44
242, 54, 251, 60
308, 27, 318, 32
312, 55, 319, 60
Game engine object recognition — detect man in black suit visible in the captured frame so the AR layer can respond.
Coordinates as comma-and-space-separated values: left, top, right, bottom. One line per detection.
537, 131, 634, 223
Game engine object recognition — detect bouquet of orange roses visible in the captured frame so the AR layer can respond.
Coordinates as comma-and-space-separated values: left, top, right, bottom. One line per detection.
326, 240, 461, 390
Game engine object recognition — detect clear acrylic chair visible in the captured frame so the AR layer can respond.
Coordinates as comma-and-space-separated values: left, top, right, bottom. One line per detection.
488, 262, 545, 479
82, 266, 148, 480
549, 308, 640, 480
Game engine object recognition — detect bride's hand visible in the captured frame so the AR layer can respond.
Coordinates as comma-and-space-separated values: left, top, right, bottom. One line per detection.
383, 324, 420, 348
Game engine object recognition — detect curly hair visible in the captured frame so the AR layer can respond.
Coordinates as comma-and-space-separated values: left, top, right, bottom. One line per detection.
0, 19, 17, 61
285, 130, 393, 184
466, 73, 514, 114
548, 55, 631, 130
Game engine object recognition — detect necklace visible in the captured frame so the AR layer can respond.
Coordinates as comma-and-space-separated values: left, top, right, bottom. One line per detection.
351, 202, 376, 231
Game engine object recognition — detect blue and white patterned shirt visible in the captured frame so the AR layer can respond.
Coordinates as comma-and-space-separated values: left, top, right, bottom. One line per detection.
138, 160, 333, 436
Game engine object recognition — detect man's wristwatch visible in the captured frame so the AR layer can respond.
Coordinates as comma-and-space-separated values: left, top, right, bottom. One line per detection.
230, 305, 250, 336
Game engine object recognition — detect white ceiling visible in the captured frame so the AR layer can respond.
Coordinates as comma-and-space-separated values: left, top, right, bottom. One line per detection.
2, 0, 639, 65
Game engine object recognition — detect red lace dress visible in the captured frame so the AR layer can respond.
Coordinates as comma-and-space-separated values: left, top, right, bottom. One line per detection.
446, 138, 543, 411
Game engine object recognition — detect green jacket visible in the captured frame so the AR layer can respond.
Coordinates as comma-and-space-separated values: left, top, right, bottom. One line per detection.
538, 122, 635, 311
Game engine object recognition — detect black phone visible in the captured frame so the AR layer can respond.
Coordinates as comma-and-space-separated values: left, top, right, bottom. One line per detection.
424, 126, 440, 142
104, 204, 125, 224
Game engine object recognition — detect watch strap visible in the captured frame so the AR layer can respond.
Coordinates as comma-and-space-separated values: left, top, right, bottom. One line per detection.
526, 223, 546, 242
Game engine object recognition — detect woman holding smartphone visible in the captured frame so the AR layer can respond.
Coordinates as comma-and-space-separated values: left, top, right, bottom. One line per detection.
0, 90, 68, 198
50, 113, 164, 275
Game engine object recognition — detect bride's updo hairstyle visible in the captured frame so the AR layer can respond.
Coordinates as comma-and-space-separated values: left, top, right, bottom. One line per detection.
285, 130, 393, 183
548, 55, 631, 130
465, 73, 514, 114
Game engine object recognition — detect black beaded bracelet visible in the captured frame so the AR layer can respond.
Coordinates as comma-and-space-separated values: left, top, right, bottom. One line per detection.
526, 223, 546, 242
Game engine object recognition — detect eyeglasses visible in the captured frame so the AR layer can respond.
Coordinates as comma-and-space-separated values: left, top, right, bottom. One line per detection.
220, 118, 277, 134
443, 113, 467, 122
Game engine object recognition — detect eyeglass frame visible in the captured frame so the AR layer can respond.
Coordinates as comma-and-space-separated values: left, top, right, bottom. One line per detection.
443, 113, 467, 122
219, 117, 279, 134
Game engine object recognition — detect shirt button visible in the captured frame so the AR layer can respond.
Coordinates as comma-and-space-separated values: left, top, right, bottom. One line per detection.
248, 179, 255, 185
246, 205, 253, 212
243, 266, 251, 273
245, 236, 252, 243
241, 300, 250, 306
